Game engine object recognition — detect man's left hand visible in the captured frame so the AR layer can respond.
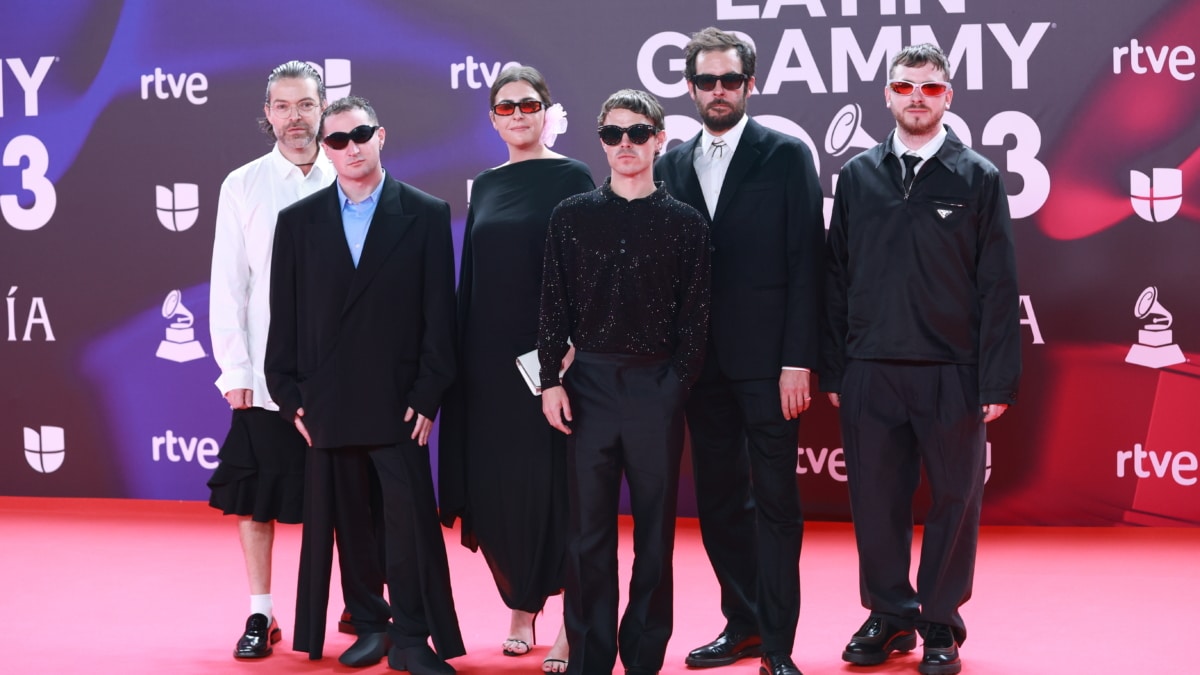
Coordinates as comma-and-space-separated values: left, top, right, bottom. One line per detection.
406, 407, 433, 446
780, 369, 812, 420
982, 404, 1008, 423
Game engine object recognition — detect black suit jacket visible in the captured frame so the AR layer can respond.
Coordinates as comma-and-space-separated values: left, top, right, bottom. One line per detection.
655, 118, 824, 380
266, 174, 457, 448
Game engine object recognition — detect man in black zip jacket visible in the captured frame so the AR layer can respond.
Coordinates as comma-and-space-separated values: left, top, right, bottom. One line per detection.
821, 43, 1020, 675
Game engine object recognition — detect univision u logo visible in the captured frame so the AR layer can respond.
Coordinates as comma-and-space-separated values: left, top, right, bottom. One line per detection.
156, 183, 199, 232
1130, 168, 1182, 223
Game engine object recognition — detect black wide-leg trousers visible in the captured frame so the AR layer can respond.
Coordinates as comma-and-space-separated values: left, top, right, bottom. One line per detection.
839, 359, 986, 644
562, 351, 686, 675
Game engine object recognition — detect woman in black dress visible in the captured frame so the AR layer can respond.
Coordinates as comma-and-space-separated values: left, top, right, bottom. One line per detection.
439, 65, 593, 673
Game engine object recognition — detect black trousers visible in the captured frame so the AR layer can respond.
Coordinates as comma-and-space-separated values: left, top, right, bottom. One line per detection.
295, 442, 465, 660
839, 359, 986, 644
562, 352, 687, 675
685, 370, 803, 654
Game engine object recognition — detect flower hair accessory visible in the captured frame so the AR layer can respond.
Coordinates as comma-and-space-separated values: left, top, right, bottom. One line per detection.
540, 102, 568, 148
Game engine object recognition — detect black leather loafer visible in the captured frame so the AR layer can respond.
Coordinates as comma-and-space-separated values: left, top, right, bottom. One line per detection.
842, 615, 917, 665
759, 652, 803, 675
234, 613, 281, 659
918, 623, 961, 675
685, 630, 763, 667
339, 631, 391, 667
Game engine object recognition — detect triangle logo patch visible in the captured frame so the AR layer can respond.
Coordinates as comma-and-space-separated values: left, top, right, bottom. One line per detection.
937, 208, 953, 219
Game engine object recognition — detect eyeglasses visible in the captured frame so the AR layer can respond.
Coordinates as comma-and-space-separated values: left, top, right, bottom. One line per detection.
492, 100, 544, 116
597, 124, 659, 146
887, 80, 951, 97
268, 100, 320, 118
689, 73, 749, 92
322, 125, 380, 150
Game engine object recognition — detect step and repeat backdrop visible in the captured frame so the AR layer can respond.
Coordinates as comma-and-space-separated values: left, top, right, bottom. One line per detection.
2, 0, 1196, 525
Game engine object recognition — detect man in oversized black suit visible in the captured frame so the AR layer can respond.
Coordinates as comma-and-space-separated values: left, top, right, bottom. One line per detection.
654, 27, 824, 675
266, 95, 464, 675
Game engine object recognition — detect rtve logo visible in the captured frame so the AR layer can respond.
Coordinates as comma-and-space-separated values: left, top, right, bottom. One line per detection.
156, 183, 199, 231
1112, 39, 1196, 81
152, 430, 219, 469
308, 59, 352, 100
450, 57, 521, 90
797, 442, 994, 483
1130, 169, 1182, 223
140, 67, 208, 104
24, 425, 65, 474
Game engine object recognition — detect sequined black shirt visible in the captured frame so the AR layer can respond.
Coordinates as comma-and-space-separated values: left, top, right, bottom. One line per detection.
538, 179, 711, 387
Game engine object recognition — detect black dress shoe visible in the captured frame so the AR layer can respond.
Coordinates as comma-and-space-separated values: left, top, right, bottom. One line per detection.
841, 615, 917, 665
234, 613, 281, 659
339, 631, 391, 667
389, 643, 455, 675
685, 630, 763, 667
759, 652, 803, 675
918, 624, 961, 675
339, 609, 357, 635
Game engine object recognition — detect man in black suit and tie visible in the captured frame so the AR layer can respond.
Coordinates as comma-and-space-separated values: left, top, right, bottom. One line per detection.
266, 95, 464, 675
654, 27, 824, 675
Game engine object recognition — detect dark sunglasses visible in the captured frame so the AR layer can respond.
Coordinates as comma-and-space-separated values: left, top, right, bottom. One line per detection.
322, 124, 379, 150
492, 100, 544, 116
690, 73, 749, 92
597, 124, 659, 146
887, 80, 951, 97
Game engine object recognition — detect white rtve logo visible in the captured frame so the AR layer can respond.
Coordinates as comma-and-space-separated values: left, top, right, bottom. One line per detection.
24, 425, 65, 473
156, 183, 199, 232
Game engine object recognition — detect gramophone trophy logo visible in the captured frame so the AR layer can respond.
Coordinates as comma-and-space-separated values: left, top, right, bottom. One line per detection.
1124, 286, 1186, 369
155, 289, 207, 363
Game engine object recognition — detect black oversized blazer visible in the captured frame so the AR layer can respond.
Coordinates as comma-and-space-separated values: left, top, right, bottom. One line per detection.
265, 174, 457, 448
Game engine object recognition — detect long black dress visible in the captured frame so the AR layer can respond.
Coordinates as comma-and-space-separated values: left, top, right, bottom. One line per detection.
440, 157, 594, 612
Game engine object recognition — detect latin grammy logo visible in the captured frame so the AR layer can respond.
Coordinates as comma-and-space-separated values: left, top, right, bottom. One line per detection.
155, 289, 206, 363
1124, 286, 1186, 369
824, 103, 877, 157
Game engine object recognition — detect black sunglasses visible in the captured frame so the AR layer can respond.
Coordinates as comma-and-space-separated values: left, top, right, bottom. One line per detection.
690, 73, 749, 92
492, 100, 544, 116
597, 124, 659, 146
322, 124, 379, 150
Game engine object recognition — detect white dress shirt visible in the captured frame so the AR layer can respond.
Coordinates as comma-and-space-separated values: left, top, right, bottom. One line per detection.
891, 124, 948, 178
692, 113, 749, 219
209, 144, 335, 409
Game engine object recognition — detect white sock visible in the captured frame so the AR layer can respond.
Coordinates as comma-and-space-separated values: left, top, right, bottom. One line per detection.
250, 594, 273, 622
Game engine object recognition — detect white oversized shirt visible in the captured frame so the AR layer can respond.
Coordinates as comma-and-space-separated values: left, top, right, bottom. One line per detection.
209, 144, 335, 409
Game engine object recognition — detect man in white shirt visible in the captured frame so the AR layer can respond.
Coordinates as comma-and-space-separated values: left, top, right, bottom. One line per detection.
206, 60, 335, 660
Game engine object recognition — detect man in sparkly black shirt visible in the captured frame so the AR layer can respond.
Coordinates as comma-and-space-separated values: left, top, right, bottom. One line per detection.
538, 88, 710, 675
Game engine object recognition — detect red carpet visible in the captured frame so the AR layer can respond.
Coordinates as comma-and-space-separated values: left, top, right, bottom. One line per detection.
1, 497, 1195, 674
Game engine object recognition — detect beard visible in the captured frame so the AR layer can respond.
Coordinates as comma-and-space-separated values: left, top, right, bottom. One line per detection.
894, 105, 944, 138
697, 97, 746, 133
278, 123, 316, 149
